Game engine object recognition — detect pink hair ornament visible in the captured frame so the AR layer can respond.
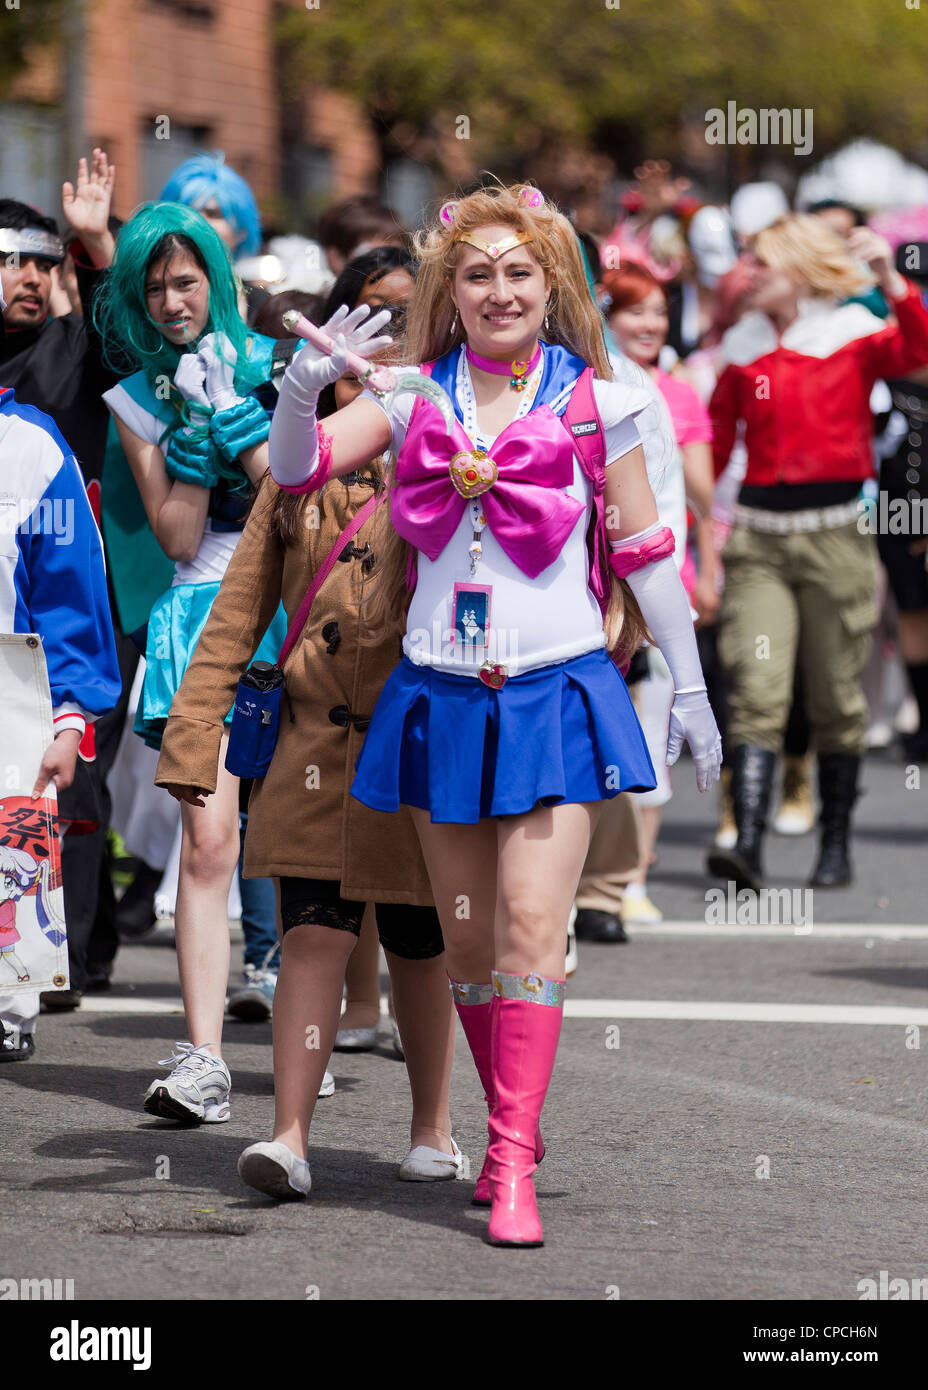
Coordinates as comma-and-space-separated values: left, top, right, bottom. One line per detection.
439, 201, 459, 226
518, 187, 545, 209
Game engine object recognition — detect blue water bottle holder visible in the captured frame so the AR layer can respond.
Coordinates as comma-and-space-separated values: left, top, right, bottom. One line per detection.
225, 661, 286, 778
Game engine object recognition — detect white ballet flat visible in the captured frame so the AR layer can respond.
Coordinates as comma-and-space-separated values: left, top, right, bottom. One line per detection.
333, 1026, 378, 1052
398, 1138, 464, 1182
238, 1141, 311, 1199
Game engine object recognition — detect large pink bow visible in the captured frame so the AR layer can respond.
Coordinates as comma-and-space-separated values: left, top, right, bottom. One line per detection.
391, 400, 585, 578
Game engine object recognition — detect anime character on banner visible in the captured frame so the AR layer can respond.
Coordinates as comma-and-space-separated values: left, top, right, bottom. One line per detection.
0, 843, 67, 984
0, 627, 98, 998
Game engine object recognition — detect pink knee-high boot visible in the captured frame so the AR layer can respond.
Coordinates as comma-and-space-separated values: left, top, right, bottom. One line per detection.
486, 971, 564, 1247
449, 979, 545, 1207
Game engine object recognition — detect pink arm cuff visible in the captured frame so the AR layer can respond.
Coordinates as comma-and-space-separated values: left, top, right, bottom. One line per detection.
277, 423, 334, 495
608, 525, 676, 579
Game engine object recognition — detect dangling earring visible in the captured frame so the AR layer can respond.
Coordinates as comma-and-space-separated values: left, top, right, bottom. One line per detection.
450, 307, 459, 337
544, 300, 550, 332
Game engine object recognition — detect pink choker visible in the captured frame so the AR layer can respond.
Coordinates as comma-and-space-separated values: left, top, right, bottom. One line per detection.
465, 342, 542, 391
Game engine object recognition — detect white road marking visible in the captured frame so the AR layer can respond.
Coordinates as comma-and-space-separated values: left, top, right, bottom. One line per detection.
74, 998, 186, 1014
564, 1000, 928, 1025
71, 997, 928, 1026
134, 919, 928, 940
630, 922, 928, 939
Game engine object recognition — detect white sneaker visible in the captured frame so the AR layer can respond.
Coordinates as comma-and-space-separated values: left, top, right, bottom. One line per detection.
238, 1141, 311, 1200
228, 946, 279, 1021
399, 1138, 464, 1181
318, 1069, 335, 1098
144, 1042, 231, 1123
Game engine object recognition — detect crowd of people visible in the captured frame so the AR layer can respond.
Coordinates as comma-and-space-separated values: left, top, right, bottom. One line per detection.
1, 147, 926, 1247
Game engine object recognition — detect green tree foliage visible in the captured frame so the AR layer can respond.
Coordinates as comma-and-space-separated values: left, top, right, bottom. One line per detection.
0, 0, 71, 93
279, 0, 928, 169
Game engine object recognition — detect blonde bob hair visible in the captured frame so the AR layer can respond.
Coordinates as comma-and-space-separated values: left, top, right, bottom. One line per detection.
363, 180, 648, 666
753, 213, 873, 299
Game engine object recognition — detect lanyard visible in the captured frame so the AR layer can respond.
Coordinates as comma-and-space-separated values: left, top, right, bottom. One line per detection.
454, 347, 543, 576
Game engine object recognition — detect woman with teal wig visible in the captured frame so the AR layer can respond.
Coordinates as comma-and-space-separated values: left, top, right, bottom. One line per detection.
95, 201, 267, 409
97, 199, 284, 1126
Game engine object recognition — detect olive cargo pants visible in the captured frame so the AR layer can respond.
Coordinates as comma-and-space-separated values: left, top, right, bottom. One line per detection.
718, 520, 878, 756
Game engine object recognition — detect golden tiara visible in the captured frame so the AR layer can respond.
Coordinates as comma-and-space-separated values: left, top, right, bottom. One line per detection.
454, 231, 534, 261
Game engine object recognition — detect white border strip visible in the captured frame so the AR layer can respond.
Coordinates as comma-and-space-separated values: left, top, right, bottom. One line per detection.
74, 998, 186, 1015
628, 922, 928, 939
72, 996, 928, 1026
564, 1000, 928, 1025
132, 920, 928, 941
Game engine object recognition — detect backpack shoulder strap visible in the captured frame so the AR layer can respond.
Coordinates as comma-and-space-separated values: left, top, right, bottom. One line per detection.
277, 491, 383, 668
562, 367, 605, 488
400, 362, 434, 592
562, 368, 612, 617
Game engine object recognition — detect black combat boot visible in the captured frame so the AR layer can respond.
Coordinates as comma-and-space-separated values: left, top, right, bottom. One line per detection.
808, 753, 860, 888
707, 745, 777, 892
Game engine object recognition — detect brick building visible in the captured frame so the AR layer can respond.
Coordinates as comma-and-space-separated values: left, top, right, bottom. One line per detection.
0, 0, 448, 233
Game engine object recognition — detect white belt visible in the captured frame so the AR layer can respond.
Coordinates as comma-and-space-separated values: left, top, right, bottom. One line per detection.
732, 498, 860, 535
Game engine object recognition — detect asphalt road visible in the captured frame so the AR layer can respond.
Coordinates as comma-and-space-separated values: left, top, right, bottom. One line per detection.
1, 750, 926, 1304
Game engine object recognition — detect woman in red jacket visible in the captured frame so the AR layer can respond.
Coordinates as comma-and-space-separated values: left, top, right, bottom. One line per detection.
707, 214, 928, 892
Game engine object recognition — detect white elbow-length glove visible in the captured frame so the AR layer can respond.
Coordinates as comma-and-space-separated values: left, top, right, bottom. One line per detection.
622, 529, 723, 792
268, 304, 393, 489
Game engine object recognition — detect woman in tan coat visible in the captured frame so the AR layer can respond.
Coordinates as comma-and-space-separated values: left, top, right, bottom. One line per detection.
155, 463, 459, 1199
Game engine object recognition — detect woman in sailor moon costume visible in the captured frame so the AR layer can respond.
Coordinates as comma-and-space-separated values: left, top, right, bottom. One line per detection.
269, 184, 722, 1247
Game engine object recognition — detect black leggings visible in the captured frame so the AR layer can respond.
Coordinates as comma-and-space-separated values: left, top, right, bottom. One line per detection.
278, 877, 444, 961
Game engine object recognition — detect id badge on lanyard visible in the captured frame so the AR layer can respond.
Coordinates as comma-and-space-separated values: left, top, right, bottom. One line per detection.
451, 582, 492, 649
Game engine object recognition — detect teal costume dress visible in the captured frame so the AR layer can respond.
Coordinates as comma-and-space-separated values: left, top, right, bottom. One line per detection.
103, 337, 286, 750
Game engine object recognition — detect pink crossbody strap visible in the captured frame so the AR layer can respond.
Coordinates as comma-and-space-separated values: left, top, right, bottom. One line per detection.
277, 491, 383, 668
402, 361, 437, 593
561, 366, 611, 615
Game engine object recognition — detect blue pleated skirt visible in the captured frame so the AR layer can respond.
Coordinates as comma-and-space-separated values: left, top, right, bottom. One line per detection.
135, 581, 287, 751
350, 648, 657, 824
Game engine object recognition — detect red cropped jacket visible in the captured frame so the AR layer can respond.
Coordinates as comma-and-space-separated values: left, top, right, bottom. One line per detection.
710, 281, 928, 485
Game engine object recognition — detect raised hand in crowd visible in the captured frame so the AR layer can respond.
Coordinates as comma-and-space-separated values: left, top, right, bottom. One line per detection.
846, 226, 906, 299
62, 147, 117, 268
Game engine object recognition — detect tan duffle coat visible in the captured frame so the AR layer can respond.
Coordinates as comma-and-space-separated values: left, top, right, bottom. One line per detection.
154, 474, 434, 904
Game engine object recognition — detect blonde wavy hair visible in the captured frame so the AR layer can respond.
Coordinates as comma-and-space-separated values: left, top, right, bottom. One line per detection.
754, 213, 873, 299
363, 180, 648, 667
